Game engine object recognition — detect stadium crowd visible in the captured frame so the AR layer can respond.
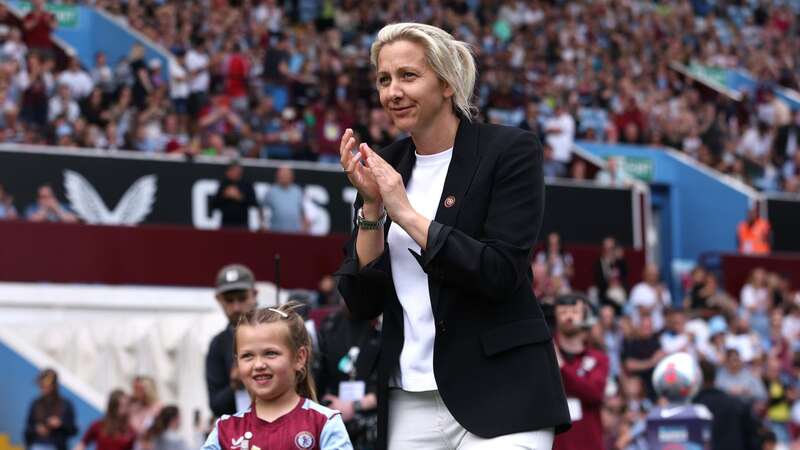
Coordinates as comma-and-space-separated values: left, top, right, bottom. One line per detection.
0, 0, 797, 193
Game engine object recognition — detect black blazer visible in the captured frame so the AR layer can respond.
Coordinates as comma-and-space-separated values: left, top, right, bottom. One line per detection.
336, 119, 571, 449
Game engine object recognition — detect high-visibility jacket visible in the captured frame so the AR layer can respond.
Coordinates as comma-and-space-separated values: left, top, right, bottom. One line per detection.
737, 218, 771, 255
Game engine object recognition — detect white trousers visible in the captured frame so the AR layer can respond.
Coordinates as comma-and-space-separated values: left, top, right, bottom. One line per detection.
387, 389, 554, 450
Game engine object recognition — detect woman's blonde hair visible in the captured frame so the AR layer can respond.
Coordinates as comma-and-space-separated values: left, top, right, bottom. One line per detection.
233, 302, 317, 401
132, 375, 158, 406
370, 23, 477, 121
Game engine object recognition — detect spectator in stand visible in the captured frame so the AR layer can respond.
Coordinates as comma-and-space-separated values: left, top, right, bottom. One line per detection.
570, 159, 588, 181
544, 99, 575, 170
185, 37, 210, 119
90, 51, 115, 96
262, 106, 304, 159
128, 44, 152, 109
694, 359, 761, 450
741, 267, 771, 339
24, 368, 78, 450
774, 111, 799, 165
781, 151, 800, 193
128, 376, 162, 436
782, 303, 800, 350
210, 161, 258, 229
314, 105, 351, 163
81, 87, 110, 128
75, 389, 136, 450
542, 144, 566, 179
22, 0, 57, 54
738, 121, 774, 164
553, 293, 609, 450
628, 263, 672, 332
206, 263, 258, 418
262, 165, 307, 233
47, 83, 80, 124
518, 102, 544, 138
762, 355, 793, 445
25, 184, 78, 223
2, 27, 27, 66
20, 52, 50, 128
0, 183, 18, 220
594, 236, 628, 315
699, 316, 730, 366
684, 268, 738, 319
198, 95, 244, 146
534, 232, 574, 291
716, 348, 767, 406
621, 314, 664, 401
169, 49, 190, 125
726, 313, 765, 366
737, 206, 772, 255
599, 305, 624, 380
595, 157, 632, 188
58, 56, 94, 100
220, 40, 250, 112
658, 308, 696, 357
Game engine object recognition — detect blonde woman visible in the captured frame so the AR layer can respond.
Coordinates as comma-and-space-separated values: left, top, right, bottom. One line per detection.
337, 23, 570, 450
128, 376, 162, 436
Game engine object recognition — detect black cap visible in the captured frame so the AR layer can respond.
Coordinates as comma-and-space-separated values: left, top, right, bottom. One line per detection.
215, 264, 255, 294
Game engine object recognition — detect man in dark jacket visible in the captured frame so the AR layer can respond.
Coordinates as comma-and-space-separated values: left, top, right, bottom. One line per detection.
693, 359, 761, 450
210, 161, 259, 229
205, 264, 258, 417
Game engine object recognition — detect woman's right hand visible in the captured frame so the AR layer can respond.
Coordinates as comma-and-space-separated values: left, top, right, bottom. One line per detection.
340, 128, 382, 207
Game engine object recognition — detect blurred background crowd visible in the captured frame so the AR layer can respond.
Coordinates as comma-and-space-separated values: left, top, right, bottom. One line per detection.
0, 0, 798, 192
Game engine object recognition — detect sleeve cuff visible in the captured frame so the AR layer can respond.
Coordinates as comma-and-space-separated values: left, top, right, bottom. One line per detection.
409, 221, 452, 274
334, 243, 390, 278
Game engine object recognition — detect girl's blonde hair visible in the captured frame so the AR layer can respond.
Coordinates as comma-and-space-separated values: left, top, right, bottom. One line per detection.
370, 22, 477, 121
234, 302, 316, 401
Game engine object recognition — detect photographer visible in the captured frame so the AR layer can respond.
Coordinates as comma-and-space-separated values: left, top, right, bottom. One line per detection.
315, 304, 380, 449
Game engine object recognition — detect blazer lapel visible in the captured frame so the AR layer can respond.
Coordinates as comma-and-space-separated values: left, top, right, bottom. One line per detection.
434, 120, 481, 227
383, 138, 416, 239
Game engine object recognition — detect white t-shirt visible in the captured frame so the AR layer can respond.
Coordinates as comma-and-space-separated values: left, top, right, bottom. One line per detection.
387, 148, 453, 391
740, 284, 769, 314
544, 112, 575, 163
169, 61, 190, 99
57, 70, 94, 99
629, 282, 672, 331
185, 49, 210, 93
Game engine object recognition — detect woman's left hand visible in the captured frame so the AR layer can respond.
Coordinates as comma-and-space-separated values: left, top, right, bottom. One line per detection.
362, 146, 414, 226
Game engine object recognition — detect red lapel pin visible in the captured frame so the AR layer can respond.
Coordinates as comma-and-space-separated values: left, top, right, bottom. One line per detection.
444, 195, 456, 208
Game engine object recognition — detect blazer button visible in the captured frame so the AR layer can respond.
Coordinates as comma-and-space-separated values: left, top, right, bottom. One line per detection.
438, 320, 446, 333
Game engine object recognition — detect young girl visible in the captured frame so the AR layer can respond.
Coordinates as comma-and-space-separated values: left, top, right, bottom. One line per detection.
202, 303, 352, 450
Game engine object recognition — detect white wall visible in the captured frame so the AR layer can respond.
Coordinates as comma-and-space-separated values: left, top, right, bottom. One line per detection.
0, 282, 287, 444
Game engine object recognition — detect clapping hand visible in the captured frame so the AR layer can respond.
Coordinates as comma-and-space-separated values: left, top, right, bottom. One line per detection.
339, 129, 381, 207
47, 416, 62, 429
358, 144, 413, 226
